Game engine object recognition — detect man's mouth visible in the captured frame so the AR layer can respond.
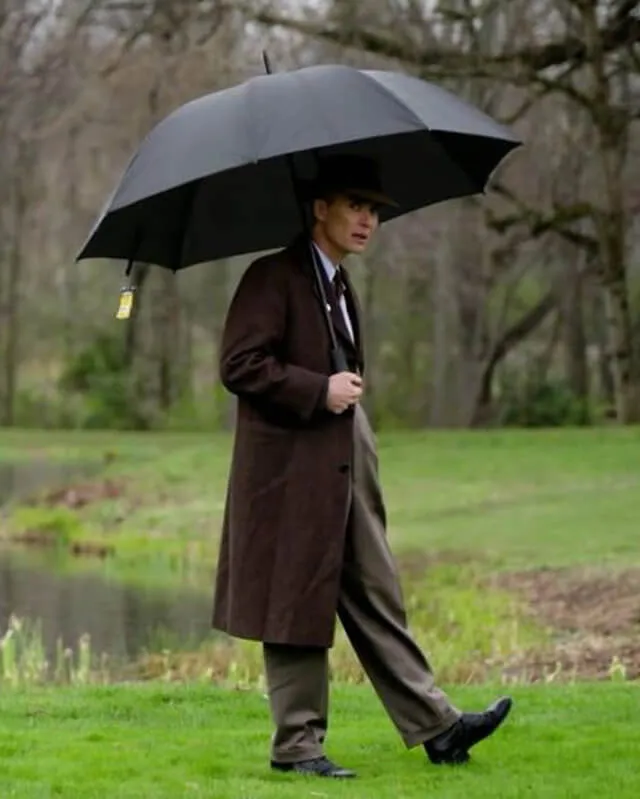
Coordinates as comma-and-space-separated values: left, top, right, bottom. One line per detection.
352, 232, 368, 243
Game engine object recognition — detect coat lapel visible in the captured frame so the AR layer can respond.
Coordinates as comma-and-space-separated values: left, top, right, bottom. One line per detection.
340, 268, 363, 365
286, 236, 363, 367
323, 271, 355, 352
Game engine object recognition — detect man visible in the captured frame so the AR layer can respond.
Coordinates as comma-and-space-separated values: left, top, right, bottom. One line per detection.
212, 154, 512, 779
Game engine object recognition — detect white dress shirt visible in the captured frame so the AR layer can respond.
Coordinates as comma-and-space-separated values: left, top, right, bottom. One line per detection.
311, 241, 355, 342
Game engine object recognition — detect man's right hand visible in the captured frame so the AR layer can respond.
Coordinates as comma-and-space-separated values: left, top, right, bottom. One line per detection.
326, 372, 363, 414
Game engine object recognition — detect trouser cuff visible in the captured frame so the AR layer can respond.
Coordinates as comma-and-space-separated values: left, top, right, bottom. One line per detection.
403, 708, 462, 749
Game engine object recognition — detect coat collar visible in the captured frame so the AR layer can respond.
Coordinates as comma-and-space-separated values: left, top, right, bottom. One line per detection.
311, 240, 340, 284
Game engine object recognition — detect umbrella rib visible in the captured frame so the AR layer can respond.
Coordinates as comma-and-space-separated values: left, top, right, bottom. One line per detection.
295, 70, 346, 152
173, 180, 201, 271
361, 72, 428, 134
363, 73, 484, 193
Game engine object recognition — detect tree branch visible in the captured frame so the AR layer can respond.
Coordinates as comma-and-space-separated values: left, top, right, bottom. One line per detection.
490, 290, 557, 368
469, 288, 557, 424
486, 188, 599, 255
238, 4, 640, 80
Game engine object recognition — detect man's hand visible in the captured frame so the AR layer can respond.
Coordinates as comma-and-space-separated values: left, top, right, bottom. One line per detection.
326, 372, 363, 414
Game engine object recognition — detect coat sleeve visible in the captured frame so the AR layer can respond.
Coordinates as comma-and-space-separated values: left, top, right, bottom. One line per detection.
219, 257, 329, 421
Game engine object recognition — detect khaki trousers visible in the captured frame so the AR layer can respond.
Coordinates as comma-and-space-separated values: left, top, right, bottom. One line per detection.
263, 405, 460, 763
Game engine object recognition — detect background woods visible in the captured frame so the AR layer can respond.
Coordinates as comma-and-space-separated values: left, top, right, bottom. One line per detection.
0, 0, 638, 431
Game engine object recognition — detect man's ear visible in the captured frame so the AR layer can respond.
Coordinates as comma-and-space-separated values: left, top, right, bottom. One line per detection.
313, 198, 328, 223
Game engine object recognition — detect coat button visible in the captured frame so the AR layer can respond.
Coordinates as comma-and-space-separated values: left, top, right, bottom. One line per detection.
338, 463, 349, 474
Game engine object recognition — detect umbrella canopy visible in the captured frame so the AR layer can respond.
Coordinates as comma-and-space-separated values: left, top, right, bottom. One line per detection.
77, 63, 520, 271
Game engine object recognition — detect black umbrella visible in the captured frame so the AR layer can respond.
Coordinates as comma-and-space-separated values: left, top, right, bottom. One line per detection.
77, 57, 520, 368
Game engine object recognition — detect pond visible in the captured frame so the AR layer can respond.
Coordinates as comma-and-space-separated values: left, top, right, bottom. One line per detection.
0, 549, 214, 670
0, 460, 215, 677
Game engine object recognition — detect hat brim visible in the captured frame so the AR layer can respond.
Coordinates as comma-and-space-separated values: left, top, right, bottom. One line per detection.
343, 187, 399, 209
300, 179, 399, 209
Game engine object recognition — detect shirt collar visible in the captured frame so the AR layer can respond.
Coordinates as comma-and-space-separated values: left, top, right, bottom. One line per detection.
311, 240, 339, 284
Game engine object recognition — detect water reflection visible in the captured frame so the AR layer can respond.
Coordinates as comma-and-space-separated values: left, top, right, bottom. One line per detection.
0, 459, 216, 673
0, 549, 214, 669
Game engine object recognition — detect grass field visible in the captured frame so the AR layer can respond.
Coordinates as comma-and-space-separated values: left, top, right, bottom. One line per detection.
1, 425, 640, 795
0, 681, 638, 798
3, 425, 640, 569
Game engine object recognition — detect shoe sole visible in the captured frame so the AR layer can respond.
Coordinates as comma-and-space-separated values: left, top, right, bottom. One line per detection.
429, 748, 470, 766
271, 762, 357, 779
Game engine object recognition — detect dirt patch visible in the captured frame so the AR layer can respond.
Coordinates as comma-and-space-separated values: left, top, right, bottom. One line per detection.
394, 548, 482, 579
492, 566, 640, 681
395, 552, 640, 681
24, 479, 124, 509
10, 529, 115, 559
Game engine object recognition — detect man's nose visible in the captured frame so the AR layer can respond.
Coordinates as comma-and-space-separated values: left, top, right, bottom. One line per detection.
359, 210, 375, 227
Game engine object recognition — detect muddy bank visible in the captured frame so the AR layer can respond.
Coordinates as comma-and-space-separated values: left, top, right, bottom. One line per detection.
393, 550, 640, 682
493, 566, 640, 681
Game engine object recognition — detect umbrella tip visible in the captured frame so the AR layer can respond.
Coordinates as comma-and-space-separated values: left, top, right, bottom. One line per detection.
262, 50, 272, 74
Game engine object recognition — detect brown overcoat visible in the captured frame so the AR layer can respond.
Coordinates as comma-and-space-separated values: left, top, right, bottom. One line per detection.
211, 236, 365, 648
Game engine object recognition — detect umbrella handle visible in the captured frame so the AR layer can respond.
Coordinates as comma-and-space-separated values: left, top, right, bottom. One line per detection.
262, 50, 348, 375
307, 241, 349, 373
331, 346, 350, 373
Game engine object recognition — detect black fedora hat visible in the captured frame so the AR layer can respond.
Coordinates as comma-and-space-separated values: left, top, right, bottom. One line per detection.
303, 153, 398, 208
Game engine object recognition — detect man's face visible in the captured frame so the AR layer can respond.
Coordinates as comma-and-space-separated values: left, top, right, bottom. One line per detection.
313, 193, 380, 258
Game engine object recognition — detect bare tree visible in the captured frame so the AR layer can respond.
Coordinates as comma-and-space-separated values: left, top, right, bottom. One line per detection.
0, 0, 637, 430
240, 0, 640, 422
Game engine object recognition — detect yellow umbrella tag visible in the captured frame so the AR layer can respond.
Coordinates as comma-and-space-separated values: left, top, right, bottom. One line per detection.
116, 287, 135, 320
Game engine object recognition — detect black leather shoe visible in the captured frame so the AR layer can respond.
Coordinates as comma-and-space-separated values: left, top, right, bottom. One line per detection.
271, 755, 356, 778
425, 696, 513, 765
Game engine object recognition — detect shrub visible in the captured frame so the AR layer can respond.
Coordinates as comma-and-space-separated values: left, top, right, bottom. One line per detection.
500, 378, 591, 427
58, 334, 148, 429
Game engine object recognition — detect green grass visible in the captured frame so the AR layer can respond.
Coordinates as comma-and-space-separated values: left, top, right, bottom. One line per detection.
2, 425, 640, 679
0, 682, 638, 798
3, 425, 640, 575
1, 428, 640, 795
378, 426, 640, 568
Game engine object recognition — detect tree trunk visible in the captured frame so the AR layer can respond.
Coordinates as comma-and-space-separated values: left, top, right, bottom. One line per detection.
63, 124, 81, 363
594, 161, 635, 418
592, 289, 615, 412
469, 291, 556, 426
3, 246, 19, 426
560, 255, 589, 402
210, 259, 233, 429
601, 264, 636, 421
156, 270, 180, 411
399, 265, 429, 426
1, 143, 27, 426
594, 128, 635, 419
429, 247, 456, 427
583, 2, 636, 420
361, 255, 379, 425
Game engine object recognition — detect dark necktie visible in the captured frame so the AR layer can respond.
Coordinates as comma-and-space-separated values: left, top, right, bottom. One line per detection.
332, 267, 346, 300
332, 266, 356, 347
